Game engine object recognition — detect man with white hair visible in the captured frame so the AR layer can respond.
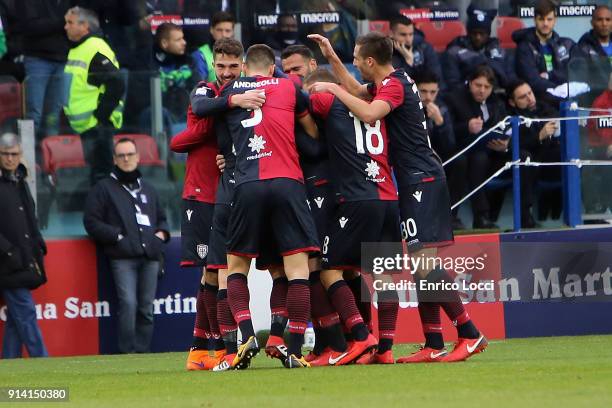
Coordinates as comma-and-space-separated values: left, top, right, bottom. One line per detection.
63, 6, 125, 184
0, 133, 48, 358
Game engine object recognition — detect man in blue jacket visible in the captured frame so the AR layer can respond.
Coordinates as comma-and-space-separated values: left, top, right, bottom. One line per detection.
84, 137, 169, 354
443, 4, 513, 91
512, 0, 576, 99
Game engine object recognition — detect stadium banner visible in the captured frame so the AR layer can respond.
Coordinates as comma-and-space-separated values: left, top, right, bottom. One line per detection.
0, 239, 99, 356
254, 12, 340, 29
501, 228, 612, 338
149, 15, 210, 34
518, 5, 598, 18
399, 8, 460, 22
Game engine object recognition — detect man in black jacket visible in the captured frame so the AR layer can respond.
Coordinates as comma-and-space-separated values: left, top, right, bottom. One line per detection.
443, 4, 513, 91
84, 137, 169, 353
578, 5, 611, 91
512, 0, 576, 101
0, 133, 48, 358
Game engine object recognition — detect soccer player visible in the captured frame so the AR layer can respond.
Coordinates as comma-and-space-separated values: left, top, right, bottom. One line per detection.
305, 68, 397, 366
183, 38, 266, 371
219, 44, 320, 369
309, 32, 488, 362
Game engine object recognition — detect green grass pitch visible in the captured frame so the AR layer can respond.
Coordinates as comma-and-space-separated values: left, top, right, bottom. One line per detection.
1, 335, 611, 407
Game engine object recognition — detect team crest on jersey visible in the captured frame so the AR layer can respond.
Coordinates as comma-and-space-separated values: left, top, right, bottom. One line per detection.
413, 191, 423, 203
339, 217, 348, 228
314, 197, 325, 208
196, 244, 208, 259
186, 209, 194, 222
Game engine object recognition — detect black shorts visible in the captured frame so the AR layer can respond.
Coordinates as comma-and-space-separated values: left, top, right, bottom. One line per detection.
305, 178, 336, 245
322, 200, 401, 270
180, 200, 214, 267
397, 178, 454, 252
207, 203, 231, 270
227, 178, 320, 258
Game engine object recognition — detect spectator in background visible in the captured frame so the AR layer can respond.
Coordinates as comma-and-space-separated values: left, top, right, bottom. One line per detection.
413, 69, 467, 230
306, 0, 357, 63
506, 79, 560, 224
271, 14, 301, 52
390, 15, 442, 87
585, 73, 612, 213
445, 65, 508, 229
578, 5, 611, 90
0, 133, 48, 359
512, 0, 576, 101
153, 23, 198, 122
84, 138, 170, 354
281, 45, 318, 77
192, 11, 235, 82
11, 1, 71, 139
443, 4, 512, 91
63, 7, 125, 185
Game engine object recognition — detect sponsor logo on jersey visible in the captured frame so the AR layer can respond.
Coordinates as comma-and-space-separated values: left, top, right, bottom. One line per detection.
365, 159, 386, 183
339, 217, 348, 228
246, 134, 273, 160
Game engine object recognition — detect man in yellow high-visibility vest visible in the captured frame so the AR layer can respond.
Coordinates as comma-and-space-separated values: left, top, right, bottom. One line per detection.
64, 6, 125, 184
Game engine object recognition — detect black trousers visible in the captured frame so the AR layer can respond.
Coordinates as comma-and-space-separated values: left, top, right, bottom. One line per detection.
81, 126, 114, 185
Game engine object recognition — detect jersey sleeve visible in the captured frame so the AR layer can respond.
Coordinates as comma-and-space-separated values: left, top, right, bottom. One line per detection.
309, 93, 334, 119
372, 78, 404, 111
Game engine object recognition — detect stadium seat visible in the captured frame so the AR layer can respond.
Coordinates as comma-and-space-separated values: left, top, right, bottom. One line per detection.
40, 135, 89, 211
415, 20, 467, 52
369, 20, 390, 35
495, 17, 524, 49
113, 134, 164, 166
0, 80, 23, 127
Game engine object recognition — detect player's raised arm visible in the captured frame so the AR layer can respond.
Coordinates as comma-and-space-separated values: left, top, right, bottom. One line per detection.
308, 34, 369, 99
309, 81, 390, 124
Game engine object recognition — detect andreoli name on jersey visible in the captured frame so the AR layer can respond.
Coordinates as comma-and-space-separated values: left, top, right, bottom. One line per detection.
233, 78, 279, 89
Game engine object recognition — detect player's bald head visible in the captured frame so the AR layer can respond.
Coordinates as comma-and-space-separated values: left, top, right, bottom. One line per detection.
245, 44, 276, 71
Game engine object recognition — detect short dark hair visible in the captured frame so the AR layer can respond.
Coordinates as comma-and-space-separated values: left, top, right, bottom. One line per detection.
245, 44, 275, 68
506, 79, 530, 99
593, 5, 611, 19
390, 15, 413, 31
155, 23, 182, 46
468, 64, 497, 86
303, 68, 340, 87
212, 11, 235, 27
535, 0, 557, 18
412, 69, 440, 85
114, 138, 137, 153
356, 32, 393, 65
281, 44, 314, 61
213, 38, 244, 59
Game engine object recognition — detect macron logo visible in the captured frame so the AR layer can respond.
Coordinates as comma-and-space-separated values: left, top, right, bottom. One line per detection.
413, 191, 422, 203
314, 197, 324, 208
382, 78, 390, 86
339, 217, 348, 228
186, 209, 193, 221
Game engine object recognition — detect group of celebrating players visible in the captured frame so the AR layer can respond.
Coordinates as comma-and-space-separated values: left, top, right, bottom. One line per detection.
172, 31, 488, 370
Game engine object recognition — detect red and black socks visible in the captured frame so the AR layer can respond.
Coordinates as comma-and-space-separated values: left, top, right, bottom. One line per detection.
227, 273, 255, 341
287, 279, 310, 357
217, 289, 238, 355
270, 276, 289, 338
192, 283, 210, 350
